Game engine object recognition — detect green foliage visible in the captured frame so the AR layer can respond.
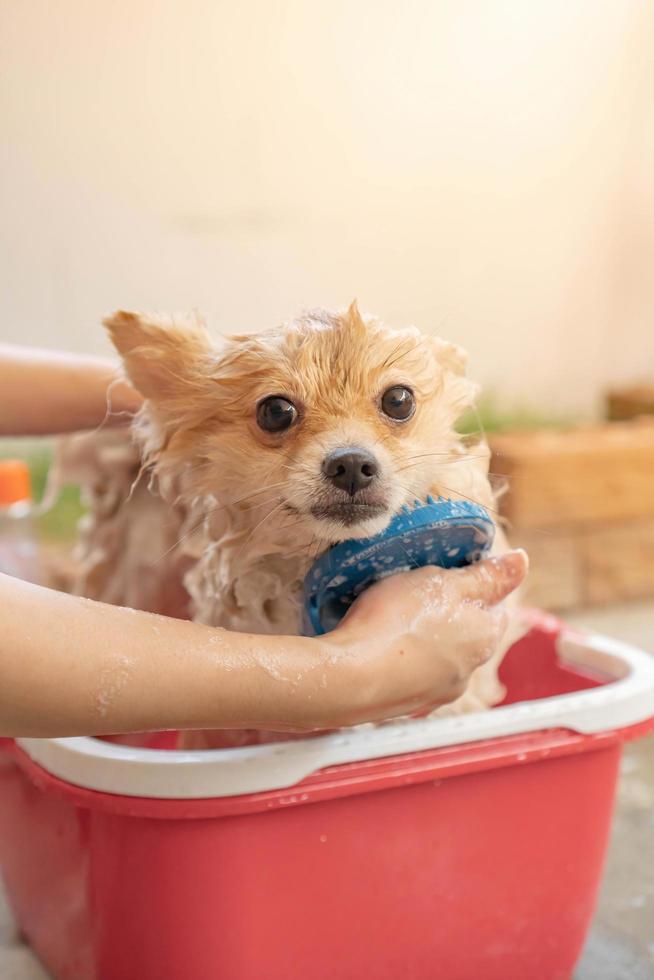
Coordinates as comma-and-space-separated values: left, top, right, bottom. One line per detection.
458, 394, 576, 436
0, 440, 84, 541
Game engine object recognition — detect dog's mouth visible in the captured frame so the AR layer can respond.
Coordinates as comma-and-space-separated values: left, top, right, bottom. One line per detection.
309, 501, 389, 527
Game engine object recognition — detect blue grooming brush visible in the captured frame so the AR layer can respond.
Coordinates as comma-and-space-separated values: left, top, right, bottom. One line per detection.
302, 496, 495, 636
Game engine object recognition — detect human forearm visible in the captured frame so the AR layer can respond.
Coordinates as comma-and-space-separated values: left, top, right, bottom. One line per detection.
0, 574, 342, 737
0, 551, 527, 739
0, 344, 141, 436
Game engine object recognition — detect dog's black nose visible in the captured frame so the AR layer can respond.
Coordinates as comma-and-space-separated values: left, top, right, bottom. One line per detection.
322, 447, 379, 496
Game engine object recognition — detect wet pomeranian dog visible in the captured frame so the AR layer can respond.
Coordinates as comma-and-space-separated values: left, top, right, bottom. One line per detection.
58, 302, 520, 748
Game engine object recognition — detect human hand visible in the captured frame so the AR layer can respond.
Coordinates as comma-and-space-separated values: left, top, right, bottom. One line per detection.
325, 550, 528, 726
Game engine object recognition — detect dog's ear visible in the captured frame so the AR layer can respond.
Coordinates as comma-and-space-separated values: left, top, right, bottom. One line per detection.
104, 310, 213, 401
429, 335, 479, 418
430, 337, 468, 376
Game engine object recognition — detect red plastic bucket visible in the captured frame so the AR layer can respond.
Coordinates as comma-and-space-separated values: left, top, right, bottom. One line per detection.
0, 613, 653, 980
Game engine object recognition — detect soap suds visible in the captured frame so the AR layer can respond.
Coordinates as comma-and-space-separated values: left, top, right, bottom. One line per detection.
94, 655, 134, 718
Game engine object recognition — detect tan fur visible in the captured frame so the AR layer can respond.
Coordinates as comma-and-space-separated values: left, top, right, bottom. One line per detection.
49, 429, 193, 618
60, 303, 521, 747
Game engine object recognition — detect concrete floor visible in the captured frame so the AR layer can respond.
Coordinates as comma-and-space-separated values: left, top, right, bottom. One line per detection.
0, 602, 652, 979
568, 603, 654, 980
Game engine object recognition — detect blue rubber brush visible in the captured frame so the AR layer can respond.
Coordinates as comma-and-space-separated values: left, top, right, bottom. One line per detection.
302, 496, 494, 636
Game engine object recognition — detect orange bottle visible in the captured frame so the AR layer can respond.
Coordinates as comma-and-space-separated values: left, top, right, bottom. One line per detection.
0, 459, 42, 582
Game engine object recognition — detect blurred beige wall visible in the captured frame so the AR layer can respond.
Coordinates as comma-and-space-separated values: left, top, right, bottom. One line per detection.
1, 0, 653, 416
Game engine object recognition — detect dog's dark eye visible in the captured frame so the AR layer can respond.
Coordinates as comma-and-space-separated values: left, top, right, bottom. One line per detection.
257, 396, 298, 433
381, 386, 415, 421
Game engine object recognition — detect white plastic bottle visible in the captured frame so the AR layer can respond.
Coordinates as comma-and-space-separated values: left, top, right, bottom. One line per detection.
0, 459, 42, 583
